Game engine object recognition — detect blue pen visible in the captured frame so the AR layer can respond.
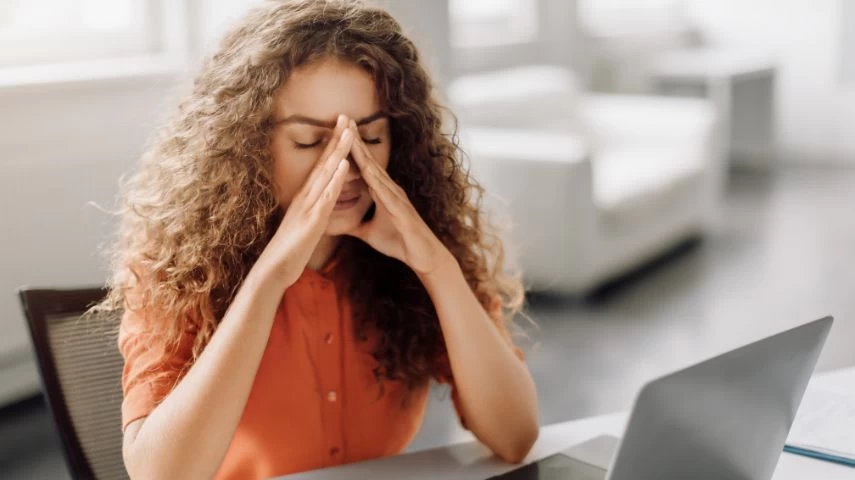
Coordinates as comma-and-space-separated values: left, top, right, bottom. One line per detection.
784, 445, 855, 468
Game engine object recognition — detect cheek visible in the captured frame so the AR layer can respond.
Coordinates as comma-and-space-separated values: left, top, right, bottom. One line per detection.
372, 142, 392, 170
271, 141, 319, 207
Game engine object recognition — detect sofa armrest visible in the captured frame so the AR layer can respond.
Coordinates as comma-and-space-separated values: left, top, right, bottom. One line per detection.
459, 126, 598, 291
578, 94, 717, 147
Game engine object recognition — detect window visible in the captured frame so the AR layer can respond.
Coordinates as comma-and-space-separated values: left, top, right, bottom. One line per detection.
579, 0, 684, 34
449, 0, 538, 48
843, 0, 855, 84
0, 0, 162, 67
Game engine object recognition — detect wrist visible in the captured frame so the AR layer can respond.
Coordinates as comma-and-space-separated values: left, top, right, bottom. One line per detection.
417, 250, 461, 290
250, 251, 296, 292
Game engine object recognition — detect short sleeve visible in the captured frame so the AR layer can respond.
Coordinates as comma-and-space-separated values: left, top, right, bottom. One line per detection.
118, 298, 195, 432
436, 295, 525, 429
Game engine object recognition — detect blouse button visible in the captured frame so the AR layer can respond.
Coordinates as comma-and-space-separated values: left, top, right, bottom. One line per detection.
327, 390, 338, 402
330, 446, 340, 457
324, 333, 334, 344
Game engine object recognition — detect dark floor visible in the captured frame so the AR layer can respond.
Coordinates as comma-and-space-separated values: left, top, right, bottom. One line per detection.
3, 166, 855, 478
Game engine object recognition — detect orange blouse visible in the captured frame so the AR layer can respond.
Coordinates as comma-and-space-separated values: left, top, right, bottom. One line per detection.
119, 265, 523, 479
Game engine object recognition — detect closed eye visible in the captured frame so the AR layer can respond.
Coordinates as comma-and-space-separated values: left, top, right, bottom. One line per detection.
294, 139, 322, 149
295, 137, 380, 149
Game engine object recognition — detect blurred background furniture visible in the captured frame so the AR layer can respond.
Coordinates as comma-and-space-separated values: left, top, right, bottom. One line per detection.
577, 6, 777, 172
651, 47, 777, 171
451, 65, 720, 294
18, 287, 127, 480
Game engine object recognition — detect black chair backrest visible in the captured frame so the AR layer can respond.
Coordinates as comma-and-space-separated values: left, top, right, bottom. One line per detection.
18, 287, 128, 480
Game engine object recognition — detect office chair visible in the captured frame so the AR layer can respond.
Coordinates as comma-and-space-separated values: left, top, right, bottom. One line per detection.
18, 287, 128, 480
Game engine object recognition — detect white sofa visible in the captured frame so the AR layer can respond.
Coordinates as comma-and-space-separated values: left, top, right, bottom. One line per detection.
450, 66, 722, 294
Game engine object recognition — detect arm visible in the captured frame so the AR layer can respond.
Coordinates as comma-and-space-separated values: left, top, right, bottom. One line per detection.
344, 120, 539, 462
122, 117, 354, 480
122, 264, 289, 480
419, 257, 539, 463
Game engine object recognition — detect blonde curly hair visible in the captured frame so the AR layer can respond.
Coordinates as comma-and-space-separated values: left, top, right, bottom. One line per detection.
97, 0, 524, 389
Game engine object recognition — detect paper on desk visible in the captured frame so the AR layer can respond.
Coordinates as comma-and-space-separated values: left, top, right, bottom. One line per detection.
786, 380, 855, 460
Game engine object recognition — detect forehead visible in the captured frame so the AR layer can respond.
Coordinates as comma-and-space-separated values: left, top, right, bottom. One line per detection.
273, 58, 380, 122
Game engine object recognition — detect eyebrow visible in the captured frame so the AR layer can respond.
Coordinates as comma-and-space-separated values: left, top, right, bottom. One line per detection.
275, 111, 386, 128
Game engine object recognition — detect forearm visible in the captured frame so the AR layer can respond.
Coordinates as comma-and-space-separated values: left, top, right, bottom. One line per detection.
124, 259, 288, 480
420, 258, 539, 463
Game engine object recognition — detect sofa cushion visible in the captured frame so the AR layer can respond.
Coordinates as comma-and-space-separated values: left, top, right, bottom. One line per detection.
579, 94, 716, 149
593, 144, 706, 230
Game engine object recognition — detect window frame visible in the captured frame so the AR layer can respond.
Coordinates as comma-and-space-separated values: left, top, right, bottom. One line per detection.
450, 0, 580, 77
0, 0, 192, 93
0, 1, 167, 67
448, 0, 539, 49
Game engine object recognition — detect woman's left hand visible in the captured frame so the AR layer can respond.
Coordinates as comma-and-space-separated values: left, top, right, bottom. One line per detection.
344, 121, 453, 276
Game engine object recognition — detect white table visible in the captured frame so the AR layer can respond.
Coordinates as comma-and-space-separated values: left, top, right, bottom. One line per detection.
651, 47, 777, 171
280, 367, 855, 479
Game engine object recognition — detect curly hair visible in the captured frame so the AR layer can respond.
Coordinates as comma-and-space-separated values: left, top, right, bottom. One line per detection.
96, 0, 524, 390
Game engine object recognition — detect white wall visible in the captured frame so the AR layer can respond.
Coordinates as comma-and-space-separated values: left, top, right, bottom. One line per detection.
194, 0, 263, 56
684, 0, 855, 164
0, 76, 182, 404
377, 0, 452, 87
0, 0, 270, 407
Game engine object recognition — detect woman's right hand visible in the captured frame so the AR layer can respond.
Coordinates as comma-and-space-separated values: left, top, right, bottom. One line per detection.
123, 118, 352, 477
258, 114, 354, 287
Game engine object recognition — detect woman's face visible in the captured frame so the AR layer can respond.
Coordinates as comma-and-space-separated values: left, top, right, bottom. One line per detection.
270, 58, 391, 236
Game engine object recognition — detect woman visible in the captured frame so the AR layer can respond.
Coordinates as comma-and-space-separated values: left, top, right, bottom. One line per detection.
100, 1, 538, 478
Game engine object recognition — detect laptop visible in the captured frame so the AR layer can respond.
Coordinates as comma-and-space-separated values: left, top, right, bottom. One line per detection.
492, 316, 833, 480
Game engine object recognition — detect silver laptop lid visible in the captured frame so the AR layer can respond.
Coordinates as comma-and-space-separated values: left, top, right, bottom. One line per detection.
606, 316, 833, 480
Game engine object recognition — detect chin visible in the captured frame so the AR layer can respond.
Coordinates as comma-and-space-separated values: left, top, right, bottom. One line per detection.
324, 200, 372, 236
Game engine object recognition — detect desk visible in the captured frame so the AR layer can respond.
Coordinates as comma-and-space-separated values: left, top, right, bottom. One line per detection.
280, 367, 855, 479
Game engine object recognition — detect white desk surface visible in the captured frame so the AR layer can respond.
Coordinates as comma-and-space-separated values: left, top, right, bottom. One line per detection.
279, 367, 855, 479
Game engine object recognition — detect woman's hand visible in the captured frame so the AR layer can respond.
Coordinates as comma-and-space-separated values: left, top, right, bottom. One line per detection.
344, 120, 453, 276
258, 115, 354, 287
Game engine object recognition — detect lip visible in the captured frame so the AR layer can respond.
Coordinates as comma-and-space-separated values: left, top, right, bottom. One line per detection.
334, 192, 362, 211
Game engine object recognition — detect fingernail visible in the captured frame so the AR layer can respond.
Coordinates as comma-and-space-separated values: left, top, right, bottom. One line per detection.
341, 129, 351, 141
337, 114, 347, 127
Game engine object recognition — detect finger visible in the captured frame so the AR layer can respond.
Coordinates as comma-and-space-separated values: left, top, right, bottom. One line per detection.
347, 120, 379, 180
349, 137, 410, 220
346, 122, 401, 203
317, 114, 350, 170
367, 177, 410, 221
301, 114, 349, 193
313, 159, 350, 219
295, 114, 349, 202
347, 121, 391, 180
350, 121, 410, 204
305, 128, 354, 207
